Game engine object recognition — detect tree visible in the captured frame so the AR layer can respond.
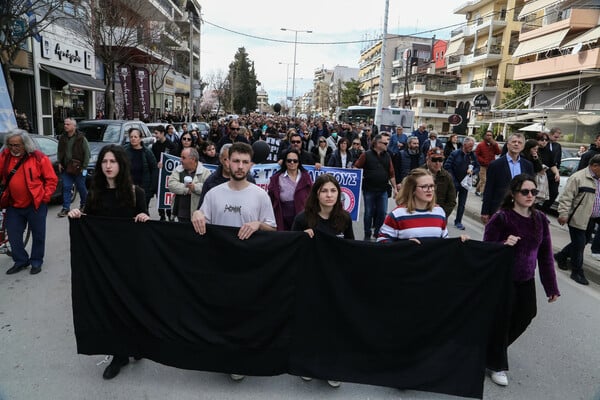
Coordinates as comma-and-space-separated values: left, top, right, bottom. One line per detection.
504, 80, 530, 109
341, 79, 362, 107
224, 47, 259, 114
0, 0, 68, 100
73, 0, 162, 119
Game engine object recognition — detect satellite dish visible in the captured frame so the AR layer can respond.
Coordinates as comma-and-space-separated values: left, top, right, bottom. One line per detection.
572, 42, 583, 55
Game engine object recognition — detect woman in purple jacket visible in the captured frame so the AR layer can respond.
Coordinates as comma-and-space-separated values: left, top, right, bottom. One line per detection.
483, 174, 560, 387
267, 148, 312, 231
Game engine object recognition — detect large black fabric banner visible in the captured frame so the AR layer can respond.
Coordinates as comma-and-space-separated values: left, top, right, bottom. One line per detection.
70, 217, 513, 399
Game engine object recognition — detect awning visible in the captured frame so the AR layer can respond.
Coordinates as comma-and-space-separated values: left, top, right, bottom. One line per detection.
518, 0, 564, 19
519, 122, 548, 132
512, 28, 570, 58
562, 25, 600, 48
446, 38, 464, 56
488, 112, 545, 123
41, 65, 105, 91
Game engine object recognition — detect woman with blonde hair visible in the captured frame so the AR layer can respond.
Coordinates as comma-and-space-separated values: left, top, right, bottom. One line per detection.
377, 168, 468, 243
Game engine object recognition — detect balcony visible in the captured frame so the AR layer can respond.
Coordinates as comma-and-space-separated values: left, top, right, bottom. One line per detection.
119, 0, 181, 21
520, 8, 600, 41
444, 78, 497, 96
514, 48, 600, 81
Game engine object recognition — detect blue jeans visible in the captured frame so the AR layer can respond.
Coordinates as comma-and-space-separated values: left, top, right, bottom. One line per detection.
62, 171, 87, 210
591, 220, 600, 254
363, 190, 388, 238
454, 185, 468, 225
6, 204, 48, 268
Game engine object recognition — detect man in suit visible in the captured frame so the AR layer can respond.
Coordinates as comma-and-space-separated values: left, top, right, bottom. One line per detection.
480, 133, 534, 224
541, 127, 562, 213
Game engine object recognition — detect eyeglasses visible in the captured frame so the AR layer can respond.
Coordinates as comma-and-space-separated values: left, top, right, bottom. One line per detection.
285, 159, 299, 164
319, 140, 326, 143
538, 138, 548, 141
431, 157, 444, 163
518, 188, 539, 196
181, 137, 192, 141
416, 184, 436, 191
230, 127, 239, 131
7, 143, 23, 148
352, 142, 361, 145
291, 140, 301, 144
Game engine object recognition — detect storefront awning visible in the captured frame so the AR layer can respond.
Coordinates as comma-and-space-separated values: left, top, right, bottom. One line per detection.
518, 0, 564, 19
562, 25, 600, 48
512, 28, 570, 58
446, 38, 464, 56
41, 65, 105, 92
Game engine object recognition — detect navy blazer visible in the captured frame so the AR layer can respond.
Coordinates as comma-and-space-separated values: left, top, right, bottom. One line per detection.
481, 155, 535, 215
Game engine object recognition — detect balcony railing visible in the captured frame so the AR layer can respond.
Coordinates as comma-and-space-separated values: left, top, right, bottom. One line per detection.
448, 55, 462, 64
474, 44, 502, 57
470, 78, 497, 89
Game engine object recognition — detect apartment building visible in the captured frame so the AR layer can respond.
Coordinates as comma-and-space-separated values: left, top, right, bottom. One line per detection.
444, 0, 523, 133
513, 0, 600, 142
359, 35, 433, 108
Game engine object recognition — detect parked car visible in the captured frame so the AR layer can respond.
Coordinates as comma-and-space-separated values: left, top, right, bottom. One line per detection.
192, 122, 210, 140
77, 120, 154, 180
0, 134, 72, 204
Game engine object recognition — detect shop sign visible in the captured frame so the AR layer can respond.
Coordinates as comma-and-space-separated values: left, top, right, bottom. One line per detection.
40, 35, 92, 72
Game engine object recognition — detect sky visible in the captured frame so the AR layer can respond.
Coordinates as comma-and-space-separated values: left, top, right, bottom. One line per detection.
197, 1, 466, 106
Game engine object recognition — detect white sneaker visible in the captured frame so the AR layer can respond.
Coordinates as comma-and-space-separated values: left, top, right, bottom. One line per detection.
230, 374, 245, 381
327, 380, 341, 388
490, 370, 508, 386
300, 376, 313, 381
591, 253, 600, 261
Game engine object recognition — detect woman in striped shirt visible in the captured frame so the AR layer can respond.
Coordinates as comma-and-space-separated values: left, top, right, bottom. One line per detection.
377, 168, 468, 243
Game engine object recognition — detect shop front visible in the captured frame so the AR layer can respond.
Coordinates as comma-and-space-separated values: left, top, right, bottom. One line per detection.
34, 29, 104, 135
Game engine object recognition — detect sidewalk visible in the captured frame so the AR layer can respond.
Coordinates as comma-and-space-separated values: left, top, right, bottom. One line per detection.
462, 193, 600, 286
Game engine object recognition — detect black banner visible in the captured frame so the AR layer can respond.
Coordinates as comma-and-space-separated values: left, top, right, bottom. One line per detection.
70, 217, 512, 399
118, 65, 133, 120
134, 67, 151, 120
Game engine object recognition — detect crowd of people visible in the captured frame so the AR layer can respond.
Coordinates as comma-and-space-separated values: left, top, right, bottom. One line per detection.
14, 114, 600, 391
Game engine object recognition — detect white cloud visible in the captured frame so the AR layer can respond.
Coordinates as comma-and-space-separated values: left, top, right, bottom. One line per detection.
198, 0, 465, 106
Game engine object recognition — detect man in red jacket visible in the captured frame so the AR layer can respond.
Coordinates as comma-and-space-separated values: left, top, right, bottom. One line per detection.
474, 130, 501, 196
1, 130, 58, 275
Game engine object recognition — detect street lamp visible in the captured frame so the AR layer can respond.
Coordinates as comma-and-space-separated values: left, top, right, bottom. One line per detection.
281, 27, 312, 116
278, 61, 297, 114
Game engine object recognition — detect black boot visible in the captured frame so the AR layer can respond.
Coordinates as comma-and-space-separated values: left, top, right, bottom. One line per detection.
103, 355, 129, 380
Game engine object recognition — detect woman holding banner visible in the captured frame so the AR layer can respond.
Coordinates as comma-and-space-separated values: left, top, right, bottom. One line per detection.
483, 174, 559, 387
68, 144, 150, 380
268, 148, 312, 231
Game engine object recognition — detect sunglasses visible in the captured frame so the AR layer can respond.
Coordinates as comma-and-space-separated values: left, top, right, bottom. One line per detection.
230, 127, 239, 131
538, 138, 548, 141
353, 142, 361, 145
291, 140, 302, 144
181, 137, 192, 141
431, 157, 444, 163
319, 140, 326, 143
518, 189, 539, 196
285, 159, 299, 164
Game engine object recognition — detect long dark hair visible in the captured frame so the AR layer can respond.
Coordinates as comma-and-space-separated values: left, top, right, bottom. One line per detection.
87, 145, 135, 210
277, 148, 306, 173
304, 174, 350, 232
500, 174, 537, 211
522, 139, 539, 162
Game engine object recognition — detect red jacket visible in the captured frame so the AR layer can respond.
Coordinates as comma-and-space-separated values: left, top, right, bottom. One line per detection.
0, 149, 58, 209
267, 170, 312, 231
474, 141, 501, 167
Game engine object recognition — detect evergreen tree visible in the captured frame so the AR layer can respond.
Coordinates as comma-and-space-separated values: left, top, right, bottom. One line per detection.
341, 79, 362, 107
225, 47, 259, 114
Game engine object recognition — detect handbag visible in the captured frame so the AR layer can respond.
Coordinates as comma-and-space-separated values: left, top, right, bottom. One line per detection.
535, 172, 549, 201
66, 159, 82, 176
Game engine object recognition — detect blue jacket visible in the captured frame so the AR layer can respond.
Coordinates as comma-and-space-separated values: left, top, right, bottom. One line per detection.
394, 149, 425, 183
388, 133, 408, 155
444, 149, 480, 188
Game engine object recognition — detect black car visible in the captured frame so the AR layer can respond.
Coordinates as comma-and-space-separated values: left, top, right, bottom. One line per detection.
77, 120, 155, 180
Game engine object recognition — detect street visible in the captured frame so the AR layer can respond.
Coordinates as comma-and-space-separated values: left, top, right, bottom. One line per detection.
1, 199, 600, 400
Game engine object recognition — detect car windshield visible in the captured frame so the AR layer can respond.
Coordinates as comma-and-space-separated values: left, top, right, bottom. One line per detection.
79, 123, 121, 143
33, 137, 58, 156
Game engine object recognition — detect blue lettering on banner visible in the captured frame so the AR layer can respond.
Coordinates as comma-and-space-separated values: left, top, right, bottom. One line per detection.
157, 154, 363, 221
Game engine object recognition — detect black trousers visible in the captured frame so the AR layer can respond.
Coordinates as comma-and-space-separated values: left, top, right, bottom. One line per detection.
487, 278, 537, 371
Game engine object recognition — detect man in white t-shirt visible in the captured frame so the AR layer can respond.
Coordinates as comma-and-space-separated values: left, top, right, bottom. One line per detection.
192, 142, 276, 239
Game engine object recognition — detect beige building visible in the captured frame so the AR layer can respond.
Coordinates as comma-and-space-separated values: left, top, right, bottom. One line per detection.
512, 0, 600, 143
445, 0, 523, 133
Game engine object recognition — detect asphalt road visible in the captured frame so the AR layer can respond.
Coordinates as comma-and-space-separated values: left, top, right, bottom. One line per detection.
0, 201, 599, 400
